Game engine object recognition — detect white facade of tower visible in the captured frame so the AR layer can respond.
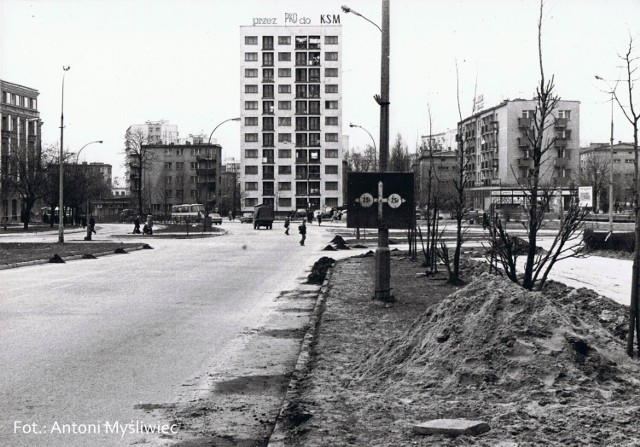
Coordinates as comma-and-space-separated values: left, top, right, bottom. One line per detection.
240, 24, 343, 214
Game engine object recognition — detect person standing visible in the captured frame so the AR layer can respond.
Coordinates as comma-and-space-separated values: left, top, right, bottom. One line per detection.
299, 220, 306, 246
284, 216, 290, 235
146, 215, 154, 235
133, 215, 141, 234
317, 213, 322, 226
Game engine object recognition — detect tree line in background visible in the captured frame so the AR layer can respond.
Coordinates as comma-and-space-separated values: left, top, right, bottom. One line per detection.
3, 141, 111, 230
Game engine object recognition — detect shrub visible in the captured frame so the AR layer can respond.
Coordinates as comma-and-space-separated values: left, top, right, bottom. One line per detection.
583, 229, 635, 252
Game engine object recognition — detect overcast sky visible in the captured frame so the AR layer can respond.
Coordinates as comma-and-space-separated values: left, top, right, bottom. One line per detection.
1, 0, 639, 180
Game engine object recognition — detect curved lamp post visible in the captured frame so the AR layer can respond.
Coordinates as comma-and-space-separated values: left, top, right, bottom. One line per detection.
208, 117, 241, 145
75, 140, 103, 164
349, 123, 377, 169
74, 140, 103, 241
58, 66, 70, 243
341, 5, 382, 32
204, 117, 240, 228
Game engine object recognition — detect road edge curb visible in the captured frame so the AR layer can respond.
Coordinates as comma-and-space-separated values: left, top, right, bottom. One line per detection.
0, 244, 149, 270
267, 262, 335, 447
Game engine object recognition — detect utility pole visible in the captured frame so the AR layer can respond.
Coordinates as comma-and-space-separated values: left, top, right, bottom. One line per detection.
374, 0, 392, 302
609, 91, 615, 233
58, 66, 70, 243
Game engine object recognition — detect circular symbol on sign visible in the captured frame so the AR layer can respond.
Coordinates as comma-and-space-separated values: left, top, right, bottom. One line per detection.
388, 193, 402, 209
359, 193, 374, 208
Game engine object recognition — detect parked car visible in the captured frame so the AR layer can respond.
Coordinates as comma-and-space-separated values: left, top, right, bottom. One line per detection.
240, 212, 253, 223
210, 213, 223, 225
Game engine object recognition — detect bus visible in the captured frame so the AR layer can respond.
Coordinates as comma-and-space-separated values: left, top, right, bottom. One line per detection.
171, 204, 209, 223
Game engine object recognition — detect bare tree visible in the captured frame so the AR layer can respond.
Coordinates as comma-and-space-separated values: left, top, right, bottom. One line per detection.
66, 163, 110, 223
485, 0, 589, 292
609, 36, 640, 356
40, 146, 74, 227
124, 128, 154, 215
579, 152, 610, 212
3, 140, 47, 229
345, 145, 376, 173
440, 61, 473, 284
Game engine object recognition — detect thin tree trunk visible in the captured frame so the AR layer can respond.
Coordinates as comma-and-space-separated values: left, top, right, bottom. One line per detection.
629, 126, 640, 356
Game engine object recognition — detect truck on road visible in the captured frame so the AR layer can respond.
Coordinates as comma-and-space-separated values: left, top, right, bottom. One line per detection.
253, 205, 275, 230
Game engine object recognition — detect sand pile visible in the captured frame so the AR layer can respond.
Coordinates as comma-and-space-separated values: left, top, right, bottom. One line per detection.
352, 273, 640, 402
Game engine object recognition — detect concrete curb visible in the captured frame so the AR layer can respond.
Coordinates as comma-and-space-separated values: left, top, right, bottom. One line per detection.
0, 244, 149, 270
267, 264, 335, 447
114, 227, 227, 239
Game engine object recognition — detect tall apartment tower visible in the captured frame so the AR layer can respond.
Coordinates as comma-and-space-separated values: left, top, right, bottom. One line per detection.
458, 98, 580, 210
240, 25, 343, 214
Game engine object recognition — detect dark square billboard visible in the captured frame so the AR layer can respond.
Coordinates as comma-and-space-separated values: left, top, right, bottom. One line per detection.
346, 172, 414, 229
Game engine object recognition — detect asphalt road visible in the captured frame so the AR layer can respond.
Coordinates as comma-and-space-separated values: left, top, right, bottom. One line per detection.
0, 221, 339, 446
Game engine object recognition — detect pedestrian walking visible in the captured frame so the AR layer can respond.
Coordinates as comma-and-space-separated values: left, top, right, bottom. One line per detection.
89, 216, 97, 234
133, 215, 141, 234
317, 213, 322, 226
228, 210, 233, 221
299, 220, 307, 246
284, 216, 290, 235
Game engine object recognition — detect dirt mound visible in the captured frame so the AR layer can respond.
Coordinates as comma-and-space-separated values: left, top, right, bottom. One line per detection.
352, 273, 640, 401
306, 257, 335, 285
331, 235, 346, 245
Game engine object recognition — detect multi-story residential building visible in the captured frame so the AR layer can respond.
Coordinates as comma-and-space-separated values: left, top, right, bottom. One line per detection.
127, 141, 222, 216
0, 80, 42, 222
580, 142, 637, 208
415, 150, 459, 210
458, 98, 580, 211
128, 120, 179, 145
125, 121, 180, 195
112, 176, 129, 197
240, 24, 344, 214
420, 129, 457, 153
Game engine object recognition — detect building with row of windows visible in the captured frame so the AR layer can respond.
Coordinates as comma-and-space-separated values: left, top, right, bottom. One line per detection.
580, 141, 637, 208
415, 98, 581, 212
458, 98, 580, 211
0, 79, 42, 222
239, 25, 344, 214
126, 138, 222, 216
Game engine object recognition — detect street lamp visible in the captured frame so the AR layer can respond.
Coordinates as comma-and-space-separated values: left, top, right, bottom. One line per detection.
344, 0, 392, 301
58, 65, 70, 244
349, 123, 377, 169
595, 75, 618, 234
208, 117, 241, 145
75, 140, 103, 164
74, 140, 103, 241
204, 117, 240, 228
341, 5, 382, 32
